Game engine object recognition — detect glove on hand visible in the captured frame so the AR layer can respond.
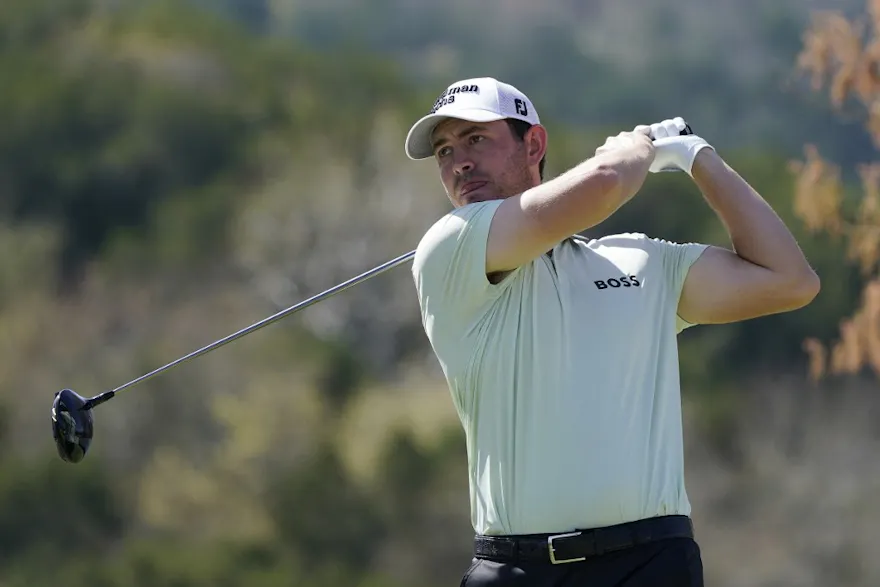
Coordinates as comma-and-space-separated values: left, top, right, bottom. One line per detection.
639, 117, 714, 175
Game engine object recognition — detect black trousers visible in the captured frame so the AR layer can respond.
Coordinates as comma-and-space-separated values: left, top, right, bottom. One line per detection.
462, 523, 704, 587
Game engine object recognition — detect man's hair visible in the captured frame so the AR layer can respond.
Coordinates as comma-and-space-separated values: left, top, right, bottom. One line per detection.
506, 119, 546, 180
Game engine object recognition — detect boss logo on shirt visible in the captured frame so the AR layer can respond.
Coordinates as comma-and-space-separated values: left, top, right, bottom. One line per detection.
594, 275, 641, 290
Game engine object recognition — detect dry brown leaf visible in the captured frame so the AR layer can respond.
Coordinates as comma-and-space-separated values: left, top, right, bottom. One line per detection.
791, 145, 843, 235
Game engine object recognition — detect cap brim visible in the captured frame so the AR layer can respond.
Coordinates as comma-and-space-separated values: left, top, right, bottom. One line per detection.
404, 109, 508, 160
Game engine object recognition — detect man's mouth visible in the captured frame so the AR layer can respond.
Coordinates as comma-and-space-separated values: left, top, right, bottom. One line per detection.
460, 181, 488, 196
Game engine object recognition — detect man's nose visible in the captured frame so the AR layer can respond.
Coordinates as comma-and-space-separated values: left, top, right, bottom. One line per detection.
453, 155, 474, 176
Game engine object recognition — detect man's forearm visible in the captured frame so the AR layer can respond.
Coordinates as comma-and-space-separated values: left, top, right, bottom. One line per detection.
690, 149, 817, 283
523, 136, 655, 230
488, 135, 655, 273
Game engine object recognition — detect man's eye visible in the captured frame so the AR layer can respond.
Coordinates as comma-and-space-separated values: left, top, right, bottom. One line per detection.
436, 146, 451, 158
470, 135, 484, 144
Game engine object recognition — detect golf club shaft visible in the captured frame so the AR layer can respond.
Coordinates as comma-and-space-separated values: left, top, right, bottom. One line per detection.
81, 249, 417, 409
80, 233, 595, 411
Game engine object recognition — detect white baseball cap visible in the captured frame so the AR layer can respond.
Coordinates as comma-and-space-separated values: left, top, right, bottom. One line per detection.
404, 77, 541, 160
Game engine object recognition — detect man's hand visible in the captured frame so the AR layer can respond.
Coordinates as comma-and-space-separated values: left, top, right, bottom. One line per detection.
642, 117, 714, 175
595, 127, 655, 160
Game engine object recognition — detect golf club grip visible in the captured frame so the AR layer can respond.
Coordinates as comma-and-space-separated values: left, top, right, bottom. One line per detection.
648, 123, 693, 141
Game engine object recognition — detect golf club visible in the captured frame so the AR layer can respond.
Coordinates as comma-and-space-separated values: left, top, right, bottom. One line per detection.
51, 248, 416, 464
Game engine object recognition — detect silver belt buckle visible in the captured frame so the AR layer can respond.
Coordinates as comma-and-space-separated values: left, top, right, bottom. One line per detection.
547, 531, 586, 564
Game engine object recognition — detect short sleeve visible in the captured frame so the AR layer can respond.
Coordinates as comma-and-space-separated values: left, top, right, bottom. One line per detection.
411, 200, 513, 369
650, 238, 709, 332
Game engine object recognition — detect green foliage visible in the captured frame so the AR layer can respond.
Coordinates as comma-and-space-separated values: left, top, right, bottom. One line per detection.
268, 441, 387, 572
0, 0, 416, 281
316, 340, 370, 416
0, 455, 126, 565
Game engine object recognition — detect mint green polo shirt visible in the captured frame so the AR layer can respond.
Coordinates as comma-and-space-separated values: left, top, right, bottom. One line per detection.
412, 200, 708, 536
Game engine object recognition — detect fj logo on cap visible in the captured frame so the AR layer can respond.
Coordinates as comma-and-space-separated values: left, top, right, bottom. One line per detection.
515, 98, 528, 116
430, 84, 480, 113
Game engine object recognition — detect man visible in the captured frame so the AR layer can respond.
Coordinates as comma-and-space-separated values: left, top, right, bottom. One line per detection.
405, 77, 820, 586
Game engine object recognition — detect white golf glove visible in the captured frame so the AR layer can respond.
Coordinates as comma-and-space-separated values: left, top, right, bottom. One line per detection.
638, 117, 714, 175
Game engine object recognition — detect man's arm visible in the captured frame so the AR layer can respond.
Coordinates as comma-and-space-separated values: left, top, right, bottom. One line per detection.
677, 149, 821, 325
486, 130, 655, 274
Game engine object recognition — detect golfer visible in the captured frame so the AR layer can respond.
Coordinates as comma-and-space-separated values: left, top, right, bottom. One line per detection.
405, 77, 820, 586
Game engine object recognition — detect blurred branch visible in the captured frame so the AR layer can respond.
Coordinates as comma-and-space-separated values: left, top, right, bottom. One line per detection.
793, 1, 880, 383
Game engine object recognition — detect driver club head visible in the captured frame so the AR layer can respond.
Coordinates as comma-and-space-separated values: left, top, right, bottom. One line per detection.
51, 389, 94, 464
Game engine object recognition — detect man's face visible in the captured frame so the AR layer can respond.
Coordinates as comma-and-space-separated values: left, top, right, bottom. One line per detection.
430, 119, 537, 208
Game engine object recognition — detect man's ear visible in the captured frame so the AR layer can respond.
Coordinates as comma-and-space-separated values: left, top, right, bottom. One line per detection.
525, 124, 548, 167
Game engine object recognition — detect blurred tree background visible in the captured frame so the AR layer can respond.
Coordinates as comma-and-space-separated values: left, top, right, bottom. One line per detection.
1, 0, 878, 585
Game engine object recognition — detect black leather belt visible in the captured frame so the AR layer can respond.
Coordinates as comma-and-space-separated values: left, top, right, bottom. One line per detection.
474, 515, 695, 565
